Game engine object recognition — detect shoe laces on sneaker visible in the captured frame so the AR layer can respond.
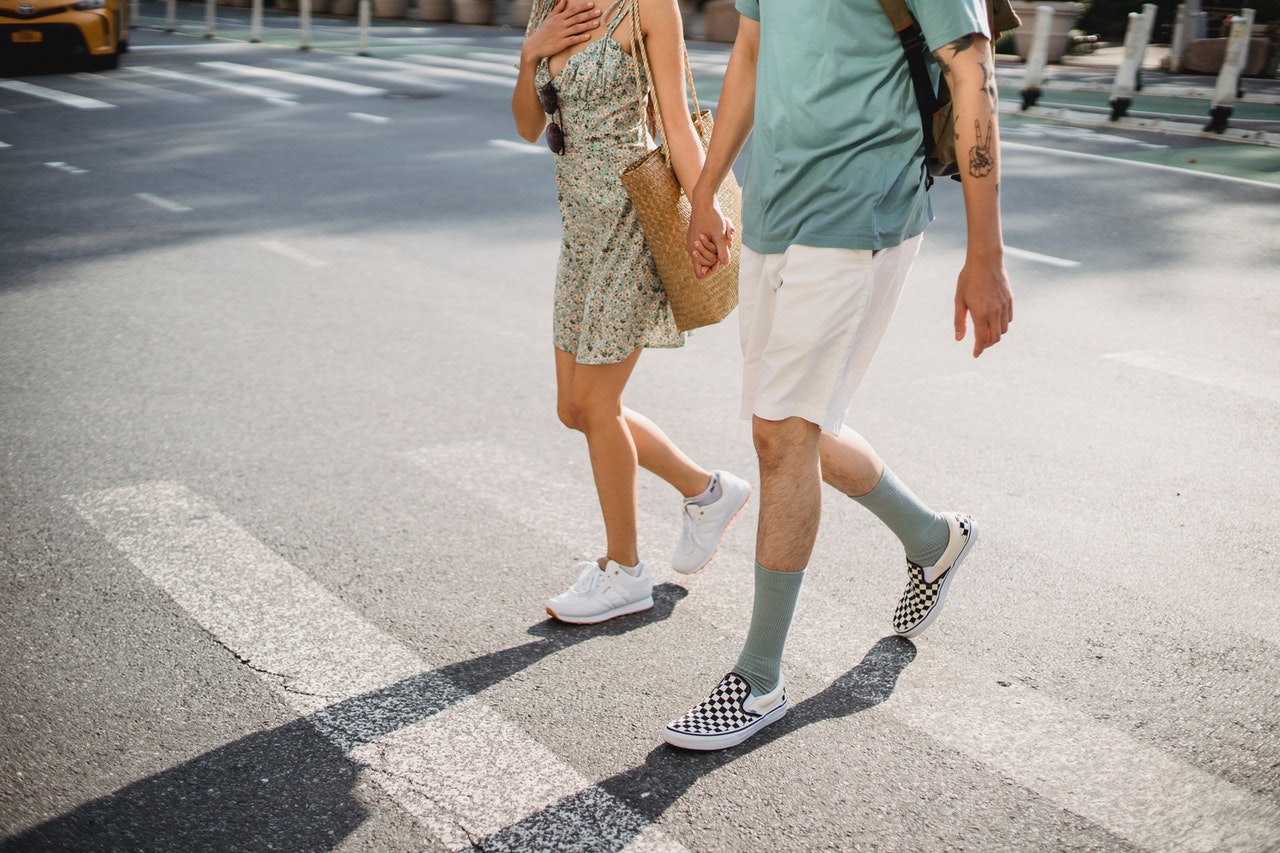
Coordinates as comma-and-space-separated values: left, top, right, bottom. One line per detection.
568, 561, 606, 594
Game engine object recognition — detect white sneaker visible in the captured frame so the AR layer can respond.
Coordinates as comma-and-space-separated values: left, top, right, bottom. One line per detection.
545, 560, 653, 624
671, 470, 751, 574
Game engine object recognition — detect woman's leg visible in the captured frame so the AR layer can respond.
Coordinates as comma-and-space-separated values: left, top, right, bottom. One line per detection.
623, 407, 712, 499
555, 348, 644, 568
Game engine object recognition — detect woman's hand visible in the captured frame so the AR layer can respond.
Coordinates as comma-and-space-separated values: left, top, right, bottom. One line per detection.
522, 0, 603, 66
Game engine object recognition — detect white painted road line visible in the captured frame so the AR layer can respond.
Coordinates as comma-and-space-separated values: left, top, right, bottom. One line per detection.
489, 138, 550, 155
1104, 348, 1280, 405
1003, 245, 1081, 269
402, 56, 517, 87
135, 193, 193, 213
1003, 140, 1280, 191
74, 71, 209, 103
258, 239, 327, 269
0, 79, 115, 110
67, 482, 689, 853
891, 675, 1280, 853
130, 65, 295, 102
199, 61, 388, 97
348, 111, 391, 124
45, 161, 88, 175
0, 141, 11, 149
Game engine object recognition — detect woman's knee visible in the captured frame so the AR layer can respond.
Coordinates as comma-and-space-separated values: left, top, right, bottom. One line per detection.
557, 400, 582, 432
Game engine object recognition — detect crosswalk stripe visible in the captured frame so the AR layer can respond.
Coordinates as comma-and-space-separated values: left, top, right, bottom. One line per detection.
0, 79, 115, 110
891, 673, 1280, 853
67, 482, 690, 853
199, 60, 388, 96
402, 55, 516, 87
130, 65, 295, 101
1104, 348, 1280, 405
74, 71, 209, 103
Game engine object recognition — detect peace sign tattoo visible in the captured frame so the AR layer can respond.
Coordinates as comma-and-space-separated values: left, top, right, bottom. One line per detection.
969, 120, 994, 179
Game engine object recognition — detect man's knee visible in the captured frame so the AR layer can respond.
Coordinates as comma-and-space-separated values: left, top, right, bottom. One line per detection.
753, 416, 820, 467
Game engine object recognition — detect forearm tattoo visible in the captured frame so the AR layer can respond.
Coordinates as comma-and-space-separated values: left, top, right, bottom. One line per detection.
969, 120, 995, 179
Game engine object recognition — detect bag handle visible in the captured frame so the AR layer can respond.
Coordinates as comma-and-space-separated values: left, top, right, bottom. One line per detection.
628, 0, 698, 164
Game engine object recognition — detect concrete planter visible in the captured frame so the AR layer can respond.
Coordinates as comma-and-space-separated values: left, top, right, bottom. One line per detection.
454, 0, 494, 24
330, 0, 358, 14
511, 0, 533, 28
420, 0, 451, 20
372, 0, 407, 16
1009, 1, 1084, 63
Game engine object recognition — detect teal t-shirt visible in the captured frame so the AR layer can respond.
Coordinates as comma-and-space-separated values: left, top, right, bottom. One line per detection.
734, 0, 988, 253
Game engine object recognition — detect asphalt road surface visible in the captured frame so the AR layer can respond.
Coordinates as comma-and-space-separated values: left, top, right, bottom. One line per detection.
2, 14, 1279, 853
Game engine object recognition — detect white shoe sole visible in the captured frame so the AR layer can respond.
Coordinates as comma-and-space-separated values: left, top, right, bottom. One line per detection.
663, 702, 788, 751
545, 596, 654, 625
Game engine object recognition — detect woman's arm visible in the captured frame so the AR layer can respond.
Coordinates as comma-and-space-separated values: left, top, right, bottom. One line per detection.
636, 0, 704, 198
936, 33, 1013, 357
512, 0, 603, 143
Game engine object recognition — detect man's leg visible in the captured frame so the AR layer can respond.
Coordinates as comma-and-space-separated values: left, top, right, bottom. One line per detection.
732, 415, 820, 696
820, 426, 950, 568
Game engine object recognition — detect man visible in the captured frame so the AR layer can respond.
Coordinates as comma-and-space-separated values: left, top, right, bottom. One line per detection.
664, 0, 1014, 750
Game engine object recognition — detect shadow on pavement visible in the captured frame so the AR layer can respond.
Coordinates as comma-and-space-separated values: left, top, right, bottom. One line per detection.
0, 583, 688, 852
474, 635, 919, 852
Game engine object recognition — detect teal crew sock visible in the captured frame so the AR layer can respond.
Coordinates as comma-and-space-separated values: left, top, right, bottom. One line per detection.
851, 466, 950, 567
734, 562, 805, 696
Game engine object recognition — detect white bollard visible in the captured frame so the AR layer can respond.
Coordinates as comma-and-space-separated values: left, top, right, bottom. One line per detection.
358, 0, 371, 56
130, 0, 139, 29
1206, 9, 1256, 132
250, 0, 264, 42
299, 0, 312, 51
203, 0, 216, 39
1185, 0, 1207, 39
1108, 3, 1157, 120
163, 0, 176, 32
1020, 5, 1055, 109
1165, 4, 1187, 71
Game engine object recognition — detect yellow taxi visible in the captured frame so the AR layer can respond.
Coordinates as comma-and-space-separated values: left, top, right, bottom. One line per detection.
0, 0, 129, 70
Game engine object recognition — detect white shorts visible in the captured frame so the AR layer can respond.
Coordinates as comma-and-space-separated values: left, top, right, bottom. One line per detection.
738, 236, 922, 433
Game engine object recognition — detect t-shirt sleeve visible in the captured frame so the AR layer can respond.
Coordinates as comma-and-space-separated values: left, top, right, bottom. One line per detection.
735, 0, 760, 21
908, 0, 989, 53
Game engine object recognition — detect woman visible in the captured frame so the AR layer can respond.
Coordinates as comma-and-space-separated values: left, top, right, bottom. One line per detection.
511, 0, 747, 624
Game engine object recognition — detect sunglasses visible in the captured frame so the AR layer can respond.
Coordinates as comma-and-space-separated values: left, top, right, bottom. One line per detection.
539, 81, 566, 155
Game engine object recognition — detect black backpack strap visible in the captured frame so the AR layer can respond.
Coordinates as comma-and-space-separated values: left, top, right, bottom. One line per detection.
877, 0, 939, 184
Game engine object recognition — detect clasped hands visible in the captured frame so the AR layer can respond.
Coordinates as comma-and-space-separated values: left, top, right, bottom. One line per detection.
686, 193, 733, 280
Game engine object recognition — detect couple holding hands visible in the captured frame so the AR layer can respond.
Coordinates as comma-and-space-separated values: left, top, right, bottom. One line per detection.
510, 0, 1013, 750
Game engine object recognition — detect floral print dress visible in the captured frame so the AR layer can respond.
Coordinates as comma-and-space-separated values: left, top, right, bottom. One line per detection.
531, 0, 683, 365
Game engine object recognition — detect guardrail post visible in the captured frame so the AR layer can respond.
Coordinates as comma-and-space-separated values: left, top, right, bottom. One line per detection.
163, 0, 175, 31
1206, 8, 1256, 132
1020, 5, 1054, 109
1108, 3, 1157, 120
250, 0, 264, 42
299, 0, 312, 51
203, 0, 216, 39
358, 0, 372, 56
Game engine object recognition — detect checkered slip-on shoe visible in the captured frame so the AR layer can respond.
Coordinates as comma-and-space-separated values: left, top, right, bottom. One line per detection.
893, 512, 978, 639
663, 672, 787, 751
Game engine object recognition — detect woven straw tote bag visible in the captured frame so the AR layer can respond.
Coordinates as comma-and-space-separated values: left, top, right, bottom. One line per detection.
619, 0, 742, 333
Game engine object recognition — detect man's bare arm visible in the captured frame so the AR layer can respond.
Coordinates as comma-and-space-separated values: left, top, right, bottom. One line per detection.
937, 34, 1013, 357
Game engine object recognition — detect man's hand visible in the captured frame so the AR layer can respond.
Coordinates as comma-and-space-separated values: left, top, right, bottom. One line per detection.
954, 255, 1013, 357
687, 193, 733, 279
